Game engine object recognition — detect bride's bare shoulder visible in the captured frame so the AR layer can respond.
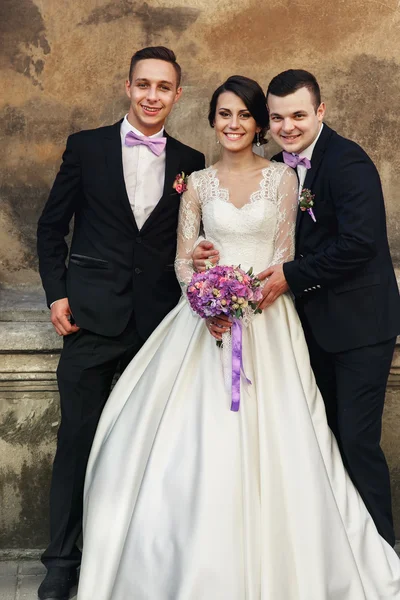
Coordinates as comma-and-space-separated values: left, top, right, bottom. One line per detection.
257, 157, 272, 172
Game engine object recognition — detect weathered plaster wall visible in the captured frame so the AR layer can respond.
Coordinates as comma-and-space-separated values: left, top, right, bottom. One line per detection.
1, 0, 400, 548
1, 336, 400, 550
1, 0, 400, 286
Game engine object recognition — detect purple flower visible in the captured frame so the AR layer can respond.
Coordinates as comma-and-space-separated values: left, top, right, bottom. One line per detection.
187, 265, 263, 322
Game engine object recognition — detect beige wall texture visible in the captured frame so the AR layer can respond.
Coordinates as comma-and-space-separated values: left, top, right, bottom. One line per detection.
1, 0, 400, 548
1, 0, 400, 285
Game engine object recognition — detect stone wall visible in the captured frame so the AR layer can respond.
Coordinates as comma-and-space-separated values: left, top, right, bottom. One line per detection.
1, 0, 400, 548
1, 293, 400, 549
0, 289, 60, 549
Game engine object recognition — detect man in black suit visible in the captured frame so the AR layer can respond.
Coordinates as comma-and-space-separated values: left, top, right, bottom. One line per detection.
194, 69, 400, 548
37, 46, 205, 600
259, 70, 400, 547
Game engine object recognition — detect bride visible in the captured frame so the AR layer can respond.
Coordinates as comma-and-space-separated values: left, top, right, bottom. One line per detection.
77, 76, 400, 599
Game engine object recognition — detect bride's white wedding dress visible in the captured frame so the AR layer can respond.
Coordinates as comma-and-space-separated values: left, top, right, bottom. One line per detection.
77, 163, 400, 599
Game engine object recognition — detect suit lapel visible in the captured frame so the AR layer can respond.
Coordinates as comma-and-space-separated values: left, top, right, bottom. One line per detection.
140, 134, 181, 234
295, 193, 304, 236
296, 124, 334, 236
303, 124, 333, 190
104, 120, 139, 233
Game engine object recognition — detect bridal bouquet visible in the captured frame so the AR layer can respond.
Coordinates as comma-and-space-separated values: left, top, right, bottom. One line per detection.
187, 265, 263, 412
186, 265, 263, 320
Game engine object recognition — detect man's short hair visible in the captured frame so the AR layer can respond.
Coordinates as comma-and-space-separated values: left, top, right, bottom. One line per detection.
129, 46, 181, 87
266, 69, 321, 111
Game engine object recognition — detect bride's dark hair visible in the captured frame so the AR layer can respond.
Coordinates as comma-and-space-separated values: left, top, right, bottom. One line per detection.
208, 75, 269, 145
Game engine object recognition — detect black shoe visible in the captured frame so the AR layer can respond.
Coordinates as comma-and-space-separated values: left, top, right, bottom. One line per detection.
38, 567, 77, 600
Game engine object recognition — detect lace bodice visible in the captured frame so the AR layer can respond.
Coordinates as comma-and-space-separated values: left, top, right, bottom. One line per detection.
175, 163, 298, 289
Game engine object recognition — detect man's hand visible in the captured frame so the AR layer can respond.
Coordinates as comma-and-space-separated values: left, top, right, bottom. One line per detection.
50, 298, 80, 336
205, 314, 232, 340
193, 241, 220, 273
257, 264, 289, 310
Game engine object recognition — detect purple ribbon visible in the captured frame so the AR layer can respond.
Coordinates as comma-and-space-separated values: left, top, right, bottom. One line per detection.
230, 319, 251, 412
308, 208, 316, 222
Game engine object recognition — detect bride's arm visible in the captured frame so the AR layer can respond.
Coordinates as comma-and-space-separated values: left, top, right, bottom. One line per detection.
174, 175, 202, 291
257, 166, 298, 309
270, 166, 298, 266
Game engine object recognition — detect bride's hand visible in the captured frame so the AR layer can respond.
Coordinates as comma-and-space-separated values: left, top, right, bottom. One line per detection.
205, 315, 232, 340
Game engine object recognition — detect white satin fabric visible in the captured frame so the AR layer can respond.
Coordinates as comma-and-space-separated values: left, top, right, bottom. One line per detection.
78, 165, 400, 599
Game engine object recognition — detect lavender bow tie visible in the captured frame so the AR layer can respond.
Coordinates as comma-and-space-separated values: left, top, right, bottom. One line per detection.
283, 152, 311, 170
125, 131, 167, 156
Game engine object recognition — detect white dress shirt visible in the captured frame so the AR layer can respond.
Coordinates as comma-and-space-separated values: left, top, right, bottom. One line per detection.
296, 123, 324, 191
120, 115, 166, 230
51, 118, 167, 307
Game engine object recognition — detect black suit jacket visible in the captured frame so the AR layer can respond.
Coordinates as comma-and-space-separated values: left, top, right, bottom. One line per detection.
37, 120, 205, 338
273, 124, 400, 353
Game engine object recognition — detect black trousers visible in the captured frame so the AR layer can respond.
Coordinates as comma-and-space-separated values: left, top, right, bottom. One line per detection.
41, 314, 144, 569
297, 303, 396, 547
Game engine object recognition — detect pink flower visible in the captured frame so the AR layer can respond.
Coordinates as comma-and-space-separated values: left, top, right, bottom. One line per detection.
173, 171, 188, 195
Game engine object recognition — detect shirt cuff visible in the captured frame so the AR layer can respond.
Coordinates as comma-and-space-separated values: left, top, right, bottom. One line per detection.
50, 298, 65, 308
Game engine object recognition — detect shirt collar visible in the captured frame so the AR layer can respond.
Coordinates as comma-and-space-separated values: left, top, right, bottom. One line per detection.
121, 114, 165, 139
298, 123, 324, 161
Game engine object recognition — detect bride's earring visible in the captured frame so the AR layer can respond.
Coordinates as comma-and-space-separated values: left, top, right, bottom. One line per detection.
216, 138, 220, 145
256, 132, 261, 147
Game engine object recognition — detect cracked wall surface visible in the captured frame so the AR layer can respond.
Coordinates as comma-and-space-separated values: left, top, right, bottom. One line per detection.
1, 0, 400, 286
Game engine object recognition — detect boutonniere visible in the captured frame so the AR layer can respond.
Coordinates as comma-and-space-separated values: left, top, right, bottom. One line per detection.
173, 172, 188, 194
299, 188, 316, 222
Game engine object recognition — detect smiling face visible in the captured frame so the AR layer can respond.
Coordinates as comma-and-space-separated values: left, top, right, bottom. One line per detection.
125, 58, 182, 136
213, 91, 261, 152
267, 86, 325, 154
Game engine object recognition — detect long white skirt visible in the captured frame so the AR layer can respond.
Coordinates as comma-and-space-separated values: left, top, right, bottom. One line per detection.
77, 294, 400, 599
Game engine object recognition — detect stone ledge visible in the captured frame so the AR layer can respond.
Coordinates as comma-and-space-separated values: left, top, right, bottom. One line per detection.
0, 286, 399, 383
0, 287, 48, 323
0, 288, 61, 353
0, 550, 43, 562
0, 322, 62, 353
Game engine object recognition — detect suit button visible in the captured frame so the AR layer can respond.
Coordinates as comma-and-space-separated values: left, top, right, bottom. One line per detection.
136, 237, 142, 244
134, 267, 142, 274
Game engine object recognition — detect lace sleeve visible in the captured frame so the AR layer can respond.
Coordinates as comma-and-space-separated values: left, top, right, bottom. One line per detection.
270, 166, 298, 265
174, 175, 202, 291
